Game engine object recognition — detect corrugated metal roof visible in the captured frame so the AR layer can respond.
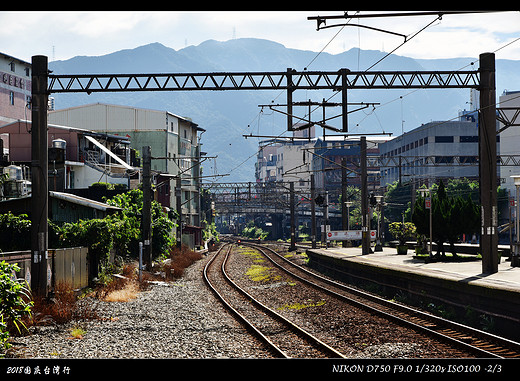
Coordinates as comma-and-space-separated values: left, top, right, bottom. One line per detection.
49, 191, 122, 212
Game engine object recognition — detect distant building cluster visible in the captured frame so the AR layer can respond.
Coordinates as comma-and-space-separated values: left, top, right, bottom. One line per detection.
254, 89, 520, 242
255, 91, 520, 195
0, 52, 205, 249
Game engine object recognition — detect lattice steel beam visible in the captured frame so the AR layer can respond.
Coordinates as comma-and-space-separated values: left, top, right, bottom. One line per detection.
47, 69, 480, 93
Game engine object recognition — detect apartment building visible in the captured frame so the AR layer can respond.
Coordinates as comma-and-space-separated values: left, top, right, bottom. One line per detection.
499, 90, 520, 195
48, 103, 205, 231
255, 125, 316, 192
0, 53, 32, 127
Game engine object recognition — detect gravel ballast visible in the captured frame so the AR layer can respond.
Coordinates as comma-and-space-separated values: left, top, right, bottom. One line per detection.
9, 254, 272, 359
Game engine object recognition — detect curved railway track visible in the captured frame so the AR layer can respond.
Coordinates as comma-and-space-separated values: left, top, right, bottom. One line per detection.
248, 242, 520, 359
203, 243, 347, 358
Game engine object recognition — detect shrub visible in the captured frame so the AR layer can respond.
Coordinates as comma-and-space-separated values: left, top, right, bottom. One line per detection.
0, 212, 31, 252
0, 261, 33, 356
388, 222, 416, 246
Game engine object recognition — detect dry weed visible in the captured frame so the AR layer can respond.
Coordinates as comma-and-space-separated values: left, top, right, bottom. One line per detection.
102, 281, 139, 302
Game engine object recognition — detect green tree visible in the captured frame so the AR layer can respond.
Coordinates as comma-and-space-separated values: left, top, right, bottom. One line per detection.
384, 180, 413, 223
413, 180, 480, 257
104, 189, 176, 258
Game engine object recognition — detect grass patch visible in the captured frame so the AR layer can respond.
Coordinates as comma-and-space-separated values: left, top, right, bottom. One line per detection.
69, 327, 87, 339
245, 264, 280, 282
278, 299, 326, 311
240, 248, 265, 263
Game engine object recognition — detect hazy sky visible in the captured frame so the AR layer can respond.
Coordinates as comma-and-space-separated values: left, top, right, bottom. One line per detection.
1, 10, 520, 64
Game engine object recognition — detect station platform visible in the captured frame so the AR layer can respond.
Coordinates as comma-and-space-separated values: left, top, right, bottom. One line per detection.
305, 245, 520, 341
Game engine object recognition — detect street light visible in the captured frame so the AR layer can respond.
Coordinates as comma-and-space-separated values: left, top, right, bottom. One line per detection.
510, 175, 520, 267
418, 188, 432, 256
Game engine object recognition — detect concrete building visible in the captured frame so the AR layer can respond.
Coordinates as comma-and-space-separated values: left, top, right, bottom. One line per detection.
378, 116, 492, 188
48, 103, 205, 247
255, 126, 316, 192
0, 53, 31, 127
498, 90, 520, 195
0, 120, 133, 194
312, 136, 385, 192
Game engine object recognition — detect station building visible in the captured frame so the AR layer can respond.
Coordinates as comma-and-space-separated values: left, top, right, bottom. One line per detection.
378, 113, 500, 188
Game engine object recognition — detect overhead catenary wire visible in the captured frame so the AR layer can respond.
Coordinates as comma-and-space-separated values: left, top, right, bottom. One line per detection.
231, 13, 520, 177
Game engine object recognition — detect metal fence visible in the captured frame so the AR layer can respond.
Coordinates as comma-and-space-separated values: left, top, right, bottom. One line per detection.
0, 247, 88, 290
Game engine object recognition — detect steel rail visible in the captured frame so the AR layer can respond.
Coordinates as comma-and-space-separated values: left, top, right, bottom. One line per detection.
203, 243, 347, 358
203, 243, 288, 358
221, 244, 347, 358
247, 242, 520, 358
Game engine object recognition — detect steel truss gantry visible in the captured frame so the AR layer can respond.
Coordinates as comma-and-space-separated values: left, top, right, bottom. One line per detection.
48, 69, 480, 93
30, 53, 500, 296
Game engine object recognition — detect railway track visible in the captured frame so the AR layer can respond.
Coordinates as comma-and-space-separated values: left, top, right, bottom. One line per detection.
249, 242, 520, 359
203, 243, 347, 358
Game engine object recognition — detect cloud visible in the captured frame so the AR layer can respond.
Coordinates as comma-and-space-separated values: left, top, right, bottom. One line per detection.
1, 11, 520, 63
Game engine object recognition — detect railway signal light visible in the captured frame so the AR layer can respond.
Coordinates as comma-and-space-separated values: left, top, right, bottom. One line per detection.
315, 194, 325, 207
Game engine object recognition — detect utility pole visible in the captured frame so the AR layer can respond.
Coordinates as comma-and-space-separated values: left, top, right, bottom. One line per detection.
341, 157, 348, 248
176, 176, 182, 247
479, 52, 499, 274
361, 136, 371, 254
31, 55, 49, 297
310, 174, 316, 249
142, 146, 152, 268
289, 181, 296, 251
324, 191, 329, 248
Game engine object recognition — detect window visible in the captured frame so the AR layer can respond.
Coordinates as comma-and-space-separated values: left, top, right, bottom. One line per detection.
460, 136, 478, 143
435, 136, 454, 143
9, 91, 14, 105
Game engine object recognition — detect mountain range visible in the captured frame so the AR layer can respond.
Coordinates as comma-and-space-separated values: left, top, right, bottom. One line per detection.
48, 38, 520, 182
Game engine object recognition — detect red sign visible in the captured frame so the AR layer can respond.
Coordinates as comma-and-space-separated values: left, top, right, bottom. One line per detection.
425, 197, 431, 209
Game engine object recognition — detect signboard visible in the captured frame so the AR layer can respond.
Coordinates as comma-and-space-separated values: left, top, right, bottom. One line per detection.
326, 230, 376, 241
425, 197, 431, 209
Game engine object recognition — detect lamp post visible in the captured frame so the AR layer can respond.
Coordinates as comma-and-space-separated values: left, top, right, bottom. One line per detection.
418, 188, 433, 256
510, 175, 520, 267
344, 201, 353, 230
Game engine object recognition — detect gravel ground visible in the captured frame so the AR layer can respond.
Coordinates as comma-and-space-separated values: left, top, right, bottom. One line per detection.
8, 253, 272, 359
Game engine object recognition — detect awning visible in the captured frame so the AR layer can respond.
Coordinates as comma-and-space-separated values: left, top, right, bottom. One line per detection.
85, 135, 133, 170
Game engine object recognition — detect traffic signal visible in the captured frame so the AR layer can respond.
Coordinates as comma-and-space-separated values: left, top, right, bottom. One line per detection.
369, 192, 377, 207
315, 194, 325, 207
